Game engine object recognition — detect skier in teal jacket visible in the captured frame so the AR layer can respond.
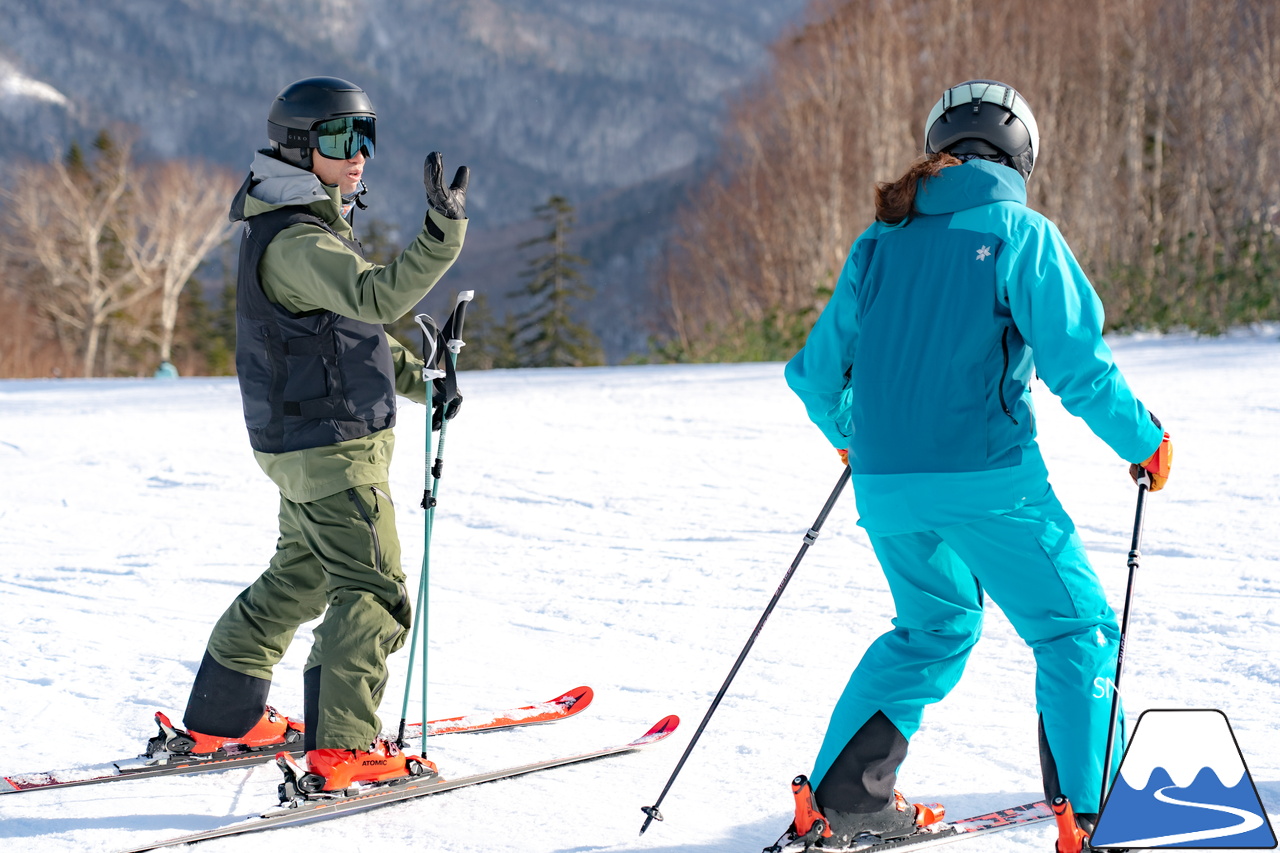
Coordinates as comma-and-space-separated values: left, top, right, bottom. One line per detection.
783, 80, 1173, 852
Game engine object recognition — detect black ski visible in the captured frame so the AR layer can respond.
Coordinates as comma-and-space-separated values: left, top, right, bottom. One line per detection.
116, 715, 679, 853
1, 685, 592, 796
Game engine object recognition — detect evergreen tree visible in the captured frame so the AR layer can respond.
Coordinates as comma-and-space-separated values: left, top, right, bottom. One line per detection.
511, 195, 602, 367
459, 292, 521, 369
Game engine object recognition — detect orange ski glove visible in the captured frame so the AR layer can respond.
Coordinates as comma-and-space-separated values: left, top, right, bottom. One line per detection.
837, 448, 849, 466
1130, 432, 1172, 491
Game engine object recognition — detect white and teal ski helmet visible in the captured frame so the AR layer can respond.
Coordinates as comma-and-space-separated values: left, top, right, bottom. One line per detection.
924, 80, 1039, 180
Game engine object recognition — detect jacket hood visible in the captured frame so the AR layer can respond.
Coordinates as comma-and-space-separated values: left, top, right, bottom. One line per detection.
228, 150, 340, 223
915, 159, 1027, 217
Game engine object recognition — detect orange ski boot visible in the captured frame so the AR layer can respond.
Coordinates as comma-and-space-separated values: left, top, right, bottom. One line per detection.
297, 738, 438, 794
765, 776, 945, 851
148, 707, 304, 757
789, 774, 834, 847
1052, 796, 1095, 853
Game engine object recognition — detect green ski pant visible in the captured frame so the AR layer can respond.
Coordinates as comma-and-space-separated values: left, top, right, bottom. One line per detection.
204, 484, 411, 750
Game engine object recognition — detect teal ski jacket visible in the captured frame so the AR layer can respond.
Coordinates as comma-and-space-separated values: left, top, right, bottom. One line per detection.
785, 159, 1163, 534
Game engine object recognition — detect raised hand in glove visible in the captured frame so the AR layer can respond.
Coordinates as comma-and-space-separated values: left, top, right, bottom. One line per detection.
1129, 431, 1172, 491
431, 378, 462, 432
423, 151, 468, 220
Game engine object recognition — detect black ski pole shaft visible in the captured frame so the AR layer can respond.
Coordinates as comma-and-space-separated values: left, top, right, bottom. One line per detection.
1099, 477, 1149, 810
639, 466, 852, 835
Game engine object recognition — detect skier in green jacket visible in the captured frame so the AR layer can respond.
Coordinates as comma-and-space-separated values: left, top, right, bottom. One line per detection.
148, 76, 469, 792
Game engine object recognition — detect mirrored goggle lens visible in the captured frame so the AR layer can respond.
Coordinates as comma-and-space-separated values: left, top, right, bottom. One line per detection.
313, 116, 375, 160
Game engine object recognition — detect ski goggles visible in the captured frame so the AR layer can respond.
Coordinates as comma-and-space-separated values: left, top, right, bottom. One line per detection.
311, 115, 376, 160
270, 115, 376, 160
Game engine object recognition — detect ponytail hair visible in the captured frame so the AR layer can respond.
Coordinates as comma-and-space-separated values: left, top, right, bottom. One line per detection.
875, 152, 961, 225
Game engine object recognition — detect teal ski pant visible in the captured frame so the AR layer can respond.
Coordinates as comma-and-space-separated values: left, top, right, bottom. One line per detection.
199, 484, 411, 750
811, 488, 1124, 813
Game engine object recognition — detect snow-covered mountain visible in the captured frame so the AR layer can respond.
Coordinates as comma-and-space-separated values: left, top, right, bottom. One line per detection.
1, 0, 803, 220
0, 0, 811, 357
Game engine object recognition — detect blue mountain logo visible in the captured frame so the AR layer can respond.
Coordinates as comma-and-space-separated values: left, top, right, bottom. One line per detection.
1092, 709, 1276, 848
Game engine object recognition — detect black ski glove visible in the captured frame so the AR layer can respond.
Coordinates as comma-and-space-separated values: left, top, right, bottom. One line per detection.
423, 152, 469, 220
431, 378, 462, 431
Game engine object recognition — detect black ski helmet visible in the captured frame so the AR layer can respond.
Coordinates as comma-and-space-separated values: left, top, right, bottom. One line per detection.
267, 76, 376, 170
924, 80, 1039, 180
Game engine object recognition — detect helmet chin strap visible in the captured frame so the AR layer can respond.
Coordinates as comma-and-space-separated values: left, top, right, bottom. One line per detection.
343, 180, 369, 211
341, 180, 369, 225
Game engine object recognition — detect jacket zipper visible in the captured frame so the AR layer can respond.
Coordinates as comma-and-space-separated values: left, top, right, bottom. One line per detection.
999, 328, 1019, 425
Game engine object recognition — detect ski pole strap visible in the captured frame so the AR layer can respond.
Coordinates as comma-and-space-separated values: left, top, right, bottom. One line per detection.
414, 314, 443, 378
414, 313, 442, 510
414, 310, 458, 428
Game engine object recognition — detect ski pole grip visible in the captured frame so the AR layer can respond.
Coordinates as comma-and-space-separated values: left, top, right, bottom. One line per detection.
448, 290, 474, 352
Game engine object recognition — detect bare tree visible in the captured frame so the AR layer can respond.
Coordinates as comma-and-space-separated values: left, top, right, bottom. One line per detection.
122, 161, 239, 365
2, 134, 238, 376
655, 0, 1280, 358
3, 134, 143, 377
0, 285, 66, 378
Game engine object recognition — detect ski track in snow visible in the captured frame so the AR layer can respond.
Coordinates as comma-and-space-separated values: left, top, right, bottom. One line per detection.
0, 330, 1277, 852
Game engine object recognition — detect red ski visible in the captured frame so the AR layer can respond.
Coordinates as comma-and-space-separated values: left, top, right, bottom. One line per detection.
766, 800, 1054, 852
117, 715, 679, 852
1, 685, 592, 795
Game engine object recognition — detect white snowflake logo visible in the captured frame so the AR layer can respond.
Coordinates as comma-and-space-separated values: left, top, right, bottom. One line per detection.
976, 245, 992, 261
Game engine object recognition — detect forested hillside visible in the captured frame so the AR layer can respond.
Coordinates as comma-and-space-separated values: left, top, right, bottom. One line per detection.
656, 0, 1280, 361
0, 0, 808, 367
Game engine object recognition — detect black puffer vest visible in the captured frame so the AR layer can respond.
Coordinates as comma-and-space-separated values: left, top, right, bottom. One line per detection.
235, 207, 396, 454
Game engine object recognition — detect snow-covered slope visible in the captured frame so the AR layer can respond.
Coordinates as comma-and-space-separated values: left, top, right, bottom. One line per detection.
0, 331, 1276, 851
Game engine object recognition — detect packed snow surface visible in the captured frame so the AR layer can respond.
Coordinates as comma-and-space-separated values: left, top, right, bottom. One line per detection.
1, 331, 1277, 852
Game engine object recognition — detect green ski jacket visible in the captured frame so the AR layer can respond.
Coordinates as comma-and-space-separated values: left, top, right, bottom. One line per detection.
231, 151, 467, 502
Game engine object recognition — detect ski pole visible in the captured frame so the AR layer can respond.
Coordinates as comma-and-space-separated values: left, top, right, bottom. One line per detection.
396, 312, 446, 750
414, 291, 471, 755
639, 466, 852, 835
395, 293, 474, 754
1098, 475, 1149, 811
424, 290, 473, 514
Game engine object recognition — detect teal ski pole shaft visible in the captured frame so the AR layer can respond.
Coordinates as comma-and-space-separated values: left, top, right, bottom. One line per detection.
395, 292, 474, 752
396, 313, 445, 748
